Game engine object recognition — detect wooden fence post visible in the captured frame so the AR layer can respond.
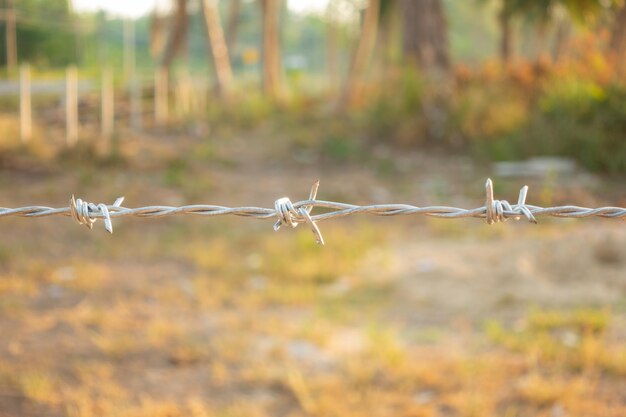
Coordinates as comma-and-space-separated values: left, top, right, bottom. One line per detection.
19, 63, 32, 143
101, 67, 114, 150
66, 66, 79, 146
123, 18, 135, 82
175, 72, 192, 119
155, 67, 168, 125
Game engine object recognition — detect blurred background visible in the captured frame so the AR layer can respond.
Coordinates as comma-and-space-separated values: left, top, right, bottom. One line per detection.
0, 0, 625, 416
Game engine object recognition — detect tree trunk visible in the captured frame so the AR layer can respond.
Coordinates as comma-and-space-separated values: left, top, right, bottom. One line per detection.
201, 0, 234, 98
375, 0, 399, 75
401, 0, 450, 73
499, 2, 513, 65
5, 0, 17, 70
160, 0, 188, 69
552, 18, 570, 63
609, 3, 626, 74
340, 0, 381, 109
150, 10, 167, 60
533, 24, 548, 61
226, 0, 242, 53
260, 0, 283, 100
326, 20, 340, 95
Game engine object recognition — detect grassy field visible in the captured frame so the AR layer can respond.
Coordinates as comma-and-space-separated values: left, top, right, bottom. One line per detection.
0, 126, 625, 417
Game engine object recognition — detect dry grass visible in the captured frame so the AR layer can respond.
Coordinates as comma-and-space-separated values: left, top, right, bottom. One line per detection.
0, 130, 624, 417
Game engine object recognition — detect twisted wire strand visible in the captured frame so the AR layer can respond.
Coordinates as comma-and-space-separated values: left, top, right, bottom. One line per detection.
0, 179, 624, 245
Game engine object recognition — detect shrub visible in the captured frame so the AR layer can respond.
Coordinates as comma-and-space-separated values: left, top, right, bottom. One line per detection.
534, 81, 626, 173
359, 69, 428, 145
471, 78, 626, 173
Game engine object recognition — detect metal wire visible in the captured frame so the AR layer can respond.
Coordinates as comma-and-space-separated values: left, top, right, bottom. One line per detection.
0, 179, 624, 245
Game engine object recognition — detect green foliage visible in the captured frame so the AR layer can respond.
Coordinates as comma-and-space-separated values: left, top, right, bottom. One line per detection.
525, 307, 610, 333
360, 69, 427, 145
321, 134, 360, 161
207, 92, 275, 129
533, 81, 626, 172
256, 225, 381, 285
0, 0, 78, 67
500, 0, 605, 24
0, 244, 12, 264
485, 308, 617, 374
447, 0, 499, 61
479, 80, 626, 173
163, 157, 189, 187
451, 80, 529, 143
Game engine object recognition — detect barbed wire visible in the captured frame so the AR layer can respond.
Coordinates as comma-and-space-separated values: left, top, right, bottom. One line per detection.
0, 179, 624, 245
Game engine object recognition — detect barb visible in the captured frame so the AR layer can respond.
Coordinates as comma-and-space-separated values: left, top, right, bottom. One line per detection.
273, 180, 324, 245
69, 196, 125, 233
0, 179, 624, 244
484, 179, 536, 224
